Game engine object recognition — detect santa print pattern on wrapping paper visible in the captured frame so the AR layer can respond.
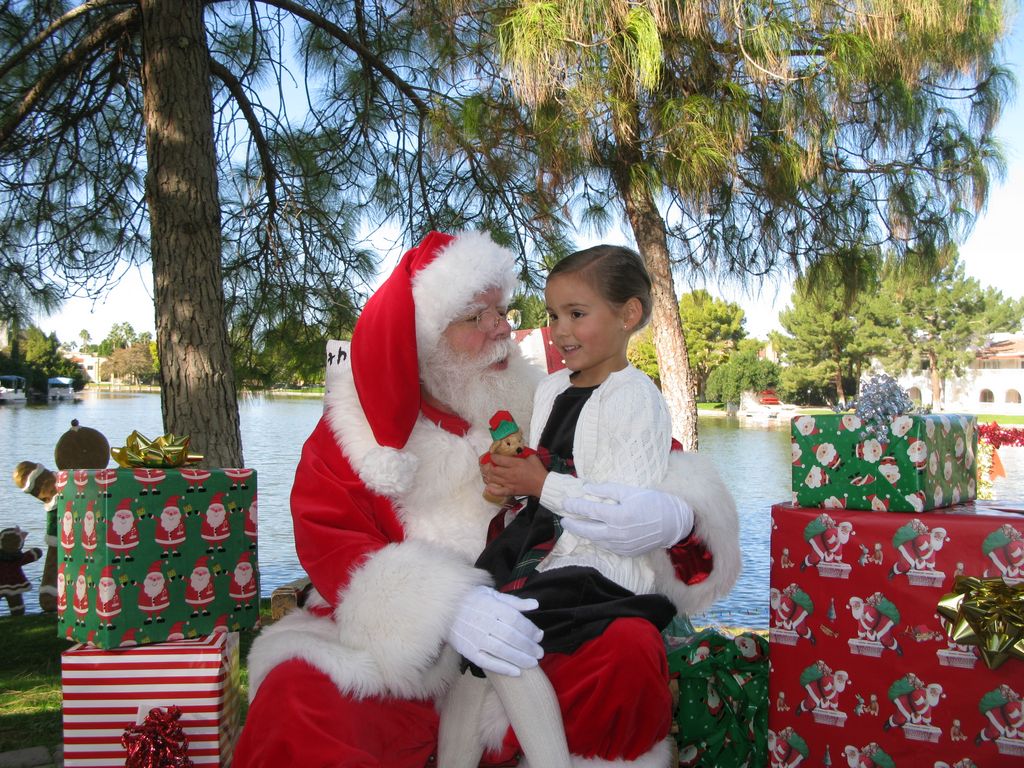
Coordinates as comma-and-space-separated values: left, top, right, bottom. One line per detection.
54, 468, 260, 648
791, 413, 978, 512
768, 502, 1024, 767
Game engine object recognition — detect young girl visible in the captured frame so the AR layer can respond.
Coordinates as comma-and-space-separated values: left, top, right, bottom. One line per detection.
438, 245, 678, 766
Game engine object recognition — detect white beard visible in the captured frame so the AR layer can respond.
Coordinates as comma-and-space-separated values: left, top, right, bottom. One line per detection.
419, 337, 537, 432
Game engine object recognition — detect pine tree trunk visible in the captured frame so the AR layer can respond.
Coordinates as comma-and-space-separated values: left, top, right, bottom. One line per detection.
139, 0, 243, 467
833, 346, 845, 406
608, 126, 698, 449
929, 351, 942, 407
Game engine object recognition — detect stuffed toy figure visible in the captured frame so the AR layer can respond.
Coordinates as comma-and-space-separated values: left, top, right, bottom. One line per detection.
479, 410, 535, 504
0, 526, 43, 616
11, 461, 61, 612
11, 420, 109, 613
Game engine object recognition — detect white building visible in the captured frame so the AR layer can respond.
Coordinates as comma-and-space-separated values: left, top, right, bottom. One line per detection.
895, 333, 1024, 414
66, 352, 106, 383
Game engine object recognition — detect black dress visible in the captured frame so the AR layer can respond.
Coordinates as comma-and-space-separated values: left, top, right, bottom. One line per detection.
475, 384, 676, 656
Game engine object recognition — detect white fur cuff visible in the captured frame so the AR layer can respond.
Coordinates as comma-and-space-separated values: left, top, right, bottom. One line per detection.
335, 539, 491, 688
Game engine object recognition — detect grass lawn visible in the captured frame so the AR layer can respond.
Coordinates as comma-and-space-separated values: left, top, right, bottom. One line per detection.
0, 604, 270, 753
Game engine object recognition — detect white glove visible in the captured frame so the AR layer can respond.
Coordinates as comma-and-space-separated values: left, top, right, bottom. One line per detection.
447, 585, 544, 677
561, 482, 694, 557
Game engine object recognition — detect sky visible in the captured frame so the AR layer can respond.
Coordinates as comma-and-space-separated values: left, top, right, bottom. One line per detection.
35, 11, 1024, 345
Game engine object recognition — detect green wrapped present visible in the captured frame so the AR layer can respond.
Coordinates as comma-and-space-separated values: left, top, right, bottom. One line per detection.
55, 467, 259, 647
791, 412, 977, 511
666, 627, 769, 768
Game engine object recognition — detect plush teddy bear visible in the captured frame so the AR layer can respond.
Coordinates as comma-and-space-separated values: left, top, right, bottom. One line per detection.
479, 410, 535, 505
0, 526, 43, 616
12, 461, 61, 612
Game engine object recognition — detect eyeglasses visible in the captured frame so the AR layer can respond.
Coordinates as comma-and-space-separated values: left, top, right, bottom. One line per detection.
465, 307, 522, 332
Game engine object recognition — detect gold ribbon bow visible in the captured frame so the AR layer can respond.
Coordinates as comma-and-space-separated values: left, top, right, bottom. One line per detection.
111, 431, 203, 468
937, 575, 1024, 670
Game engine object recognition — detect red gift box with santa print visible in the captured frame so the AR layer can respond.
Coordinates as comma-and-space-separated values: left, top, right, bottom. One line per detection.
62, 631, 241, 766
54, 468, 259, 648
768, 501, 1024, 767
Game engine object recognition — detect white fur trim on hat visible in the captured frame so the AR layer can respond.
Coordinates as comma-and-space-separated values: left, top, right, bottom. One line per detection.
412, 230, 519, 353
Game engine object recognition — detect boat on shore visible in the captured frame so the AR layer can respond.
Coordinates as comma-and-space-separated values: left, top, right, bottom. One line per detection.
46, 376, 78, 401
0, 374, 28, 404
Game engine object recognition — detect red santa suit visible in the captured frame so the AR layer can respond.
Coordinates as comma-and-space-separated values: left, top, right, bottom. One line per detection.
56, 564, 67, 614
236, 231, 740, 768
228, 551, 257, 608
106, 499, 140, 561
80, 502, 98, 562
244, 496, 257, 546
201, 493, 231, 550
137, 562, 170, 622
95, 566, 122, 627
186, 556, 216, 614
60, 502, 75, 560
72, 565, 89, 625
154, 497, 187, 556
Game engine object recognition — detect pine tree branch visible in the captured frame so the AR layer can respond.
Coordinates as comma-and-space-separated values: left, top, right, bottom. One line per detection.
254, 0, 433, 117
0, 0, 135, 82
208, 59, 279, 217
0, 6, 140, 149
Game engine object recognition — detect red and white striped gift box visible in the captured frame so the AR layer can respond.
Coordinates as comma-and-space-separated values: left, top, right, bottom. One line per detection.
62, 631, 240, 767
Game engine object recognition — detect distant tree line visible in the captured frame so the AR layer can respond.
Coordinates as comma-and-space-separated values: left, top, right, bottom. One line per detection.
0, 326, 86, 393
623, 250, 1023, 408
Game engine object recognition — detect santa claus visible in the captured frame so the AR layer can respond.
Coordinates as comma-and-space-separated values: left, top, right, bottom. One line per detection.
243, 495, 257, 548
154, 496, 187, 557
80, 501, 98, 563
185, 555, 216, 616
71, 564, 88, 626
228, 551, 257, 610
95, 565, 121, 629
59, 501, 75, 561
235, 230, 740, 767
56, 563, 67, 614
106, 498, 140, 562
137, 561, 170, 623
200, 492, 230, 552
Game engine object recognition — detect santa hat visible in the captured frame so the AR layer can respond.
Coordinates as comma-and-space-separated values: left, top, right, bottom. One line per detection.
147, 561, 163, 576
163, 496, 180, 511
86, 500, 95, 514
350, 230, 519, 450
115, 498, 133, 514
488, 410, 520, 440
193, 556, 209, 570
100, 565, 115, 580
236, 551, 251, 565
209, 492, 225, 507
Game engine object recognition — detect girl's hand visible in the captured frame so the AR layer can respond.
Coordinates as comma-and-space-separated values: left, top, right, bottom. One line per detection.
483, 452, 547, 499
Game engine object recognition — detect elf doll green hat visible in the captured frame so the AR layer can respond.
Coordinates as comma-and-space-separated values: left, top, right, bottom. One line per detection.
488, 411, 520, 441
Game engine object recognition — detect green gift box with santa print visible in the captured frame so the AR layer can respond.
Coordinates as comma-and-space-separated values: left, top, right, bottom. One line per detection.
791, 412, 978, 512
54, 467, 260, 648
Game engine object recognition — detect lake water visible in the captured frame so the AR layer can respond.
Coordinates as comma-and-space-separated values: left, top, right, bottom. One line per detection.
4, 394, 1024, 627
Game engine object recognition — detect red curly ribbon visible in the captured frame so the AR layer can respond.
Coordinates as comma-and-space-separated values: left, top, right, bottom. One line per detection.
978, 422, 1024, 449
122, 706, 194, 768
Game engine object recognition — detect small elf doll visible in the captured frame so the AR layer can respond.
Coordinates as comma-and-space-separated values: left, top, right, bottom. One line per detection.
479, 410, 535, 505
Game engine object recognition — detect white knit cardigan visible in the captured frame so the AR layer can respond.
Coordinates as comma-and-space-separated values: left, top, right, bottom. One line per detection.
529, 365, 673, 594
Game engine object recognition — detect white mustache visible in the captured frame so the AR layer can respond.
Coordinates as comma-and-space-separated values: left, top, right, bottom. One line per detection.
477, 339, 516, 367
